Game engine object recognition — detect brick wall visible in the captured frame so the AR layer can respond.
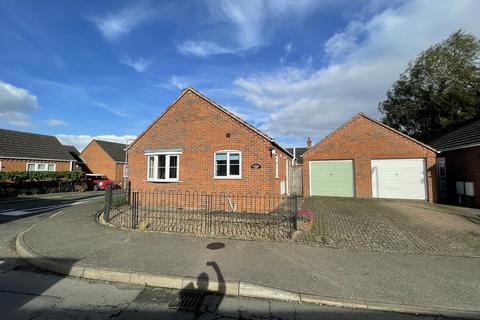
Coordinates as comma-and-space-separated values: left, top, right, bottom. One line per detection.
128, 90, 291, 195
303, 115, 437, 202
115, 163, 126, 186
0, 158, 72, 172
80, 141, 123, 184
442, 146, 480, 207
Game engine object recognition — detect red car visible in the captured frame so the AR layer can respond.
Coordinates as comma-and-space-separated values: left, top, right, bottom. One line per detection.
84, 174, 114, 191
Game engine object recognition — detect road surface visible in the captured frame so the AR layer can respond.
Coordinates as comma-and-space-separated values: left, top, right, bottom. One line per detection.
0, 192, 460, 319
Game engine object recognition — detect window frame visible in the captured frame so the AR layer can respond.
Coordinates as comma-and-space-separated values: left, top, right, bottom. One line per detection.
213, 150, 242, 179
26, 163, 56, 172
145, 152, 181, 182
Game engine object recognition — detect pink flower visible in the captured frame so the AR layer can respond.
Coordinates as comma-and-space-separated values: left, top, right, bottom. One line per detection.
297, 209, 314, 222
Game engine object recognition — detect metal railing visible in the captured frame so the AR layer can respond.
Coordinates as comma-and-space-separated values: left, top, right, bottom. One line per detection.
104, 188, 298, 241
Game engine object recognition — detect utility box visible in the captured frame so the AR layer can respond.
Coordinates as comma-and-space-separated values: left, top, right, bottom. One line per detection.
456, 181, 465, 195
465, 182, 475, 197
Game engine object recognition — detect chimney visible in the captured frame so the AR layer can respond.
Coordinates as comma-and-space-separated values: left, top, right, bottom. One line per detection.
307, 137, 312, 148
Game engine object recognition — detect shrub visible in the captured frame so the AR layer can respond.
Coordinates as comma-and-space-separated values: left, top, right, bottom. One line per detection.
0, 171, 85, 183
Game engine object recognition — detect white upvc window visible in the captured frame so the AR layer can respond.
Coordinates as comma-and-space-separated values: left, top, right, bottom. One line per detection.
146, 153, 180, 182
214, 150, 241, 179
26, 163, 56, 172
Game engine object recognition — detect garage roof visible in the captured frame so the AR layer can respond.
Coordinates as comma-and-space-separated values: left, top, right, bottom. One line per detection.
303, 113, 438, 157
94, 140, 126, 163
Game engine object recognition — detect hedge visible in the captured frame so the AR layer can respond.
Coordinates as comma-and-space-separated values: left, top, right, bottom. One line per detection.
0, 171, 85, 183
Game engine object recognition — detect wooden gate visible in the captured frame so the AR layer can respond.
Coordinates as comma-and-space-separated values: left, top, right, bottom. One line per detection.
289, 166, 303, 196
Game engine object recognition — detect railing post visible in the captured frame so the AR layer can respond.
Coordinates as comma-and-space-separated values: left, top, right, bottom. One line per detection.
291, 196, 298, 231
104, 186, 112, 222
132, 192, 139, 229
127, 181, 131, 205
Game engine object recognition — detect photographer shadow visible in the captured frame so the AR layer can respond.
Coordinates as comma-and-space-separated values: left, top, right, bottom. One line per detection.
175, 261, 225, 316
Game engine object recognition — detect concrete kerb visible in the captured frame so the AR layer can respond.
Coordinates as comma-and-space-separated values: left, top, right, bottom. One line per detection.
15, 221, 480, 319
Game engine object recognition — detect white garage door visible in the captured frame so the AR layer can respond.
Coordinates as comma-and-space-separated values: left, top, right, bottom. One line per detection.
371, 159, 427, 200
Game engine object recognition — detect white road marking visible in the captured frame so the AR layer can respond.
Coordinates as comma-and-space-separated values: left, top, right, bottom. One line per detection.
0, 198, 96, 216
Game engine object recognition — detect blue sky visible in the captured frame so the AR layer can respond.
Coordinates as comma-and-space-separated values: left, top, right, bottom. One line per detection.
0, 0, 479, 151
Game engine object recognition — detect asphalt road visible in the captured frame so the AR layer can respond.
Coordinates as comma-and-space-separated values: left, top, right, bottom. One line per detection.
0, 192, 462, 319
0, 191, 105, 223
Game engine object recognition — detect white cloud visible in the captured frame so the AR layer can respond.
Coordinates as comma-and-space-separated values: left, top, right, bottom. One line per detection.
0, 112, 33, 128
120, 56, 152, 73
170, 76, 189, 90
280, 42, 293, 64
234, 0, 480, 143
91, 4, 154, 42
177, 41, 234, 57
0, 80, 39, 112
56, 134, 136, 152
179, 0, 320, 56
0, 80, 40, 127
46, 118, 67, 126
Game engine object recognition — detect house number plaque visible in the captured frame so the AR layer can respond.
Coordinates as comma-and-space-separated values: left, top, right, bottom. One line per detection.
251, 163, 262, 169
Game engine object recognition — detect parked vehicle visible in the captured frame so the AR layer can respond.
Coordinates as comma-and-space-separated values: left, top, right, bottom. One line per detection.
84, 174, 113, 191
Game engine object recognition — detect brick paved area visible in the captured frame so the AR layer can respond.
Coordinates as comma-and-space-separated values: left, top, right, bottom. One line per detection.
302, 197, 480, 257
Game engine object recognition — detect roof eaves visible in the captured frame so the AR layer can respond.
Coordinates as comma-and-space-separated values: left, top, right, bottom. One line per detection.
0, 156, 74, 162
359, 113, 438, 153
435, 142, 480, 152
128, 87, 293, 157
128, 89, 191, 149
303, 113, 438, 157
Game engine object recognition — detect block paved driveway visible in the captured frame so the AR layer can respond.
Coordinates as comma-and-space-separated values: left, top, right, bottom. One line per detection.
301, 197, 480, 257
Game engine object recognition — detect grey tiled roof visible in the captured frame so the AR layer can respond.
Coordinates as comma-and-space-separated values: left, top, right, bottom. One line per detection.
0, 128, 76, 161
95, 140, 126, 163
63, 145, 83, 162
427, 119, 480, 151
286, 147, 309, 164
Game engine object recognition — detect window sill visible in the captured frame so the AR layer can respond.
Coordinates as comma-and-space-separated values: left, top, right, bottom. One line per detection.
145, 179, 181, 183
213, 176, 242, 180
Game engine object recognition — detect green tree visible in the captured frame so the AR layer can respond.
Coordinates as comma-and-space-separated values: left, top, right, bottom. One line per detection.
379, 30, 480, 139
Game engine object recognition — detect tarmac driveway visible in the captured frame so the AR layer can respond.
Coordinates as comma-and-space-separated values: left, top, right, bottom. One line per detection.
301, 197, 480, 257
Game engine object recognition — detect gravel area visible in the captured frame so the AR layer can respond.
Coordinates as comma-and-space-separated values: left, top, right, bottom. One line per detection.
108, 206, 294, 241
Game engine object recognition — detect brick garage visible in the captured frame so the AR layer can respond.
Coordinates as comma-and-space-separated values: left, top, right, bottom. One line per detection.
128, 88, 292, 195
303, 114, 438, 202
81, 140, 126, 185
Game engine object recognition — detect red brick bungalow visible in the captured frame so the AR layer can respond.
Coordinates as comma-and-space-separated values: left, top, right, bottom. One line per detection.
427, 119, 480, 208
127, 88, 292, 195
0, 128, 77, 172
303, 114, 438, 203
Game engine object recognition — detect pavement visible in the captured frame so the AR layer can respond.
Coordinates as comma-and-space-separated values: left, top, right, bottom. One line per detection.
16, 200, 480, 319
1, 193, 448, 319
